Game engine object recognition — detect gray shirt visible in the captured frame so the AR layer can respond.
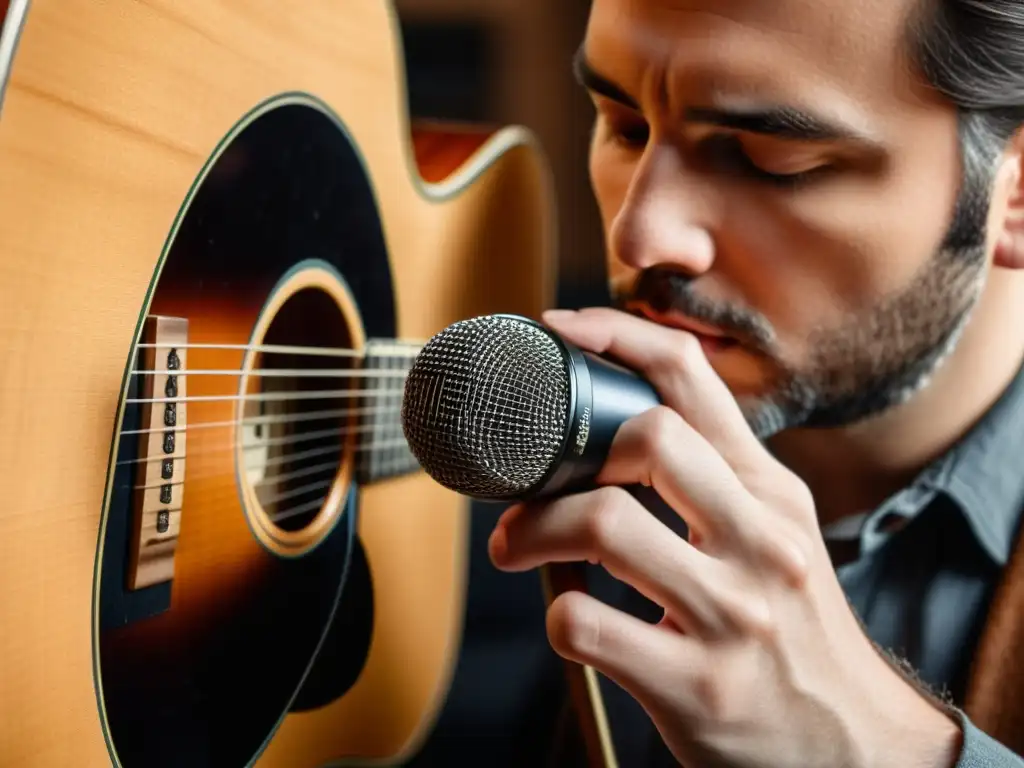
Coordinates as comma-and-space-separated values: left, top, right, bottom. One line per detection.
820, 362, 1024, 766
596, 366, 1024, 767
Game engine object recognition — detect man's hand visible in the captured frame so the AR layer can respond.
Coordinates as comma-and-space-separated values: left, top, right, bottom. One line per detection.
488, 307, 962, 768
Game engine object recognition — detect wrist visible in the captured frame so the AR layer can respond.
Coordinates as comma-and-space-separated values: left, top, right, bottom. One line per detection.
847, 648, 963, 768
895, 700, 963, 768
868, 678, 963, 768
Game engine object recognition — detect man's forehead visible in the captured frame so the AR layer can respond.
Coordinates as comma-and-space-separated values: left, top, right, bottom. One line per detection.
586, 0, 918, 48
584, 0, 928, 111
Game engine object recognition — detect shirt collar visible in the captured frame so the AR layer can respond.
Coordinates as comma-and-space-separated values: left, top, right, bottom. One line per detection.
919, 361, 1024, 565
817, 360, 1024, 566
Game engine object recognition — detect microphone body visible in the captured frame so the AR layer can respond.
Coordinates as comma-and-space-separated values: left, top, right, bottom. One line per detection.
537, 332, 661, 499
401, 313, 661, 502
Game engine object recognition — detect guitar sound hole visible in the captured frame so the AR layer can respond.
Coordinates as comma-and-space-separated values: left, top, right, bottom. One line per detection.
242, 286, 353, 533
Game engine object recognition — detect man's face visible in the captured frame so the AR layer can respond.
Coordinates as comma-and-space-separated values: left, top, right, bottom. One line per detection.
584, 0, 998, 438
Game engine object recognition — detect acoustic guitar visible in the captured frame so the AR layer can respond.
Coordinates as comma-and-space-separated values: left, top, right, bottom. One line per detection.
0, 1, 556, 765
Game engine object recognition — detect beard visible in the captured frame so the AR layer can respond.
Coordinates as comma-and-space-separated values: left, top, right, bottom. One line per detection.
615, 138, 997, 440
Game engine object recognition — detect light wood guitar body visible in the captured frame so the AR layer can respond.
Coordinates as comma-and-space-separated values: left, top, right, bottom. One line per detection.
0, 1, 556, 765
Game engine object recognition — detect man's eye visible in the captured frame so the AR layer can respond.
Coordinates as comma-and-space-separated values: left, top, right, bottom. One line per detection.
700, 135, 826, 188
616, 122, 650, 148
599, 115, 649, 149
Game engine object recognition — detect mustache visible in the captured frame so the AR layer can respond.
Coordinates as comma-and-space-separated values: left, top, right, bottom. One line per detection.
614, 267, 777, 350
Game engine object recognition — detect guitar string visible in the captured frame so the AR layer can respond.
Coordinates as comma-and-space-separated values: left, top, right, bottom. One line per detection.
130, 368, 409, 377
124, 340, 423, 520
129, 432, 416, 490
125, 356, 413, 425
237, 458, 342, 488
126, 436, 419, 525
116, 424, 373, 465
118, 402, 416, 481
119, 435, 415, 510
230, 460, 417, 525
119, 436, 344, 468
270, 495, 330, 524
153, 476, 394, 527
133, 440, 345, 490
125, 389, 404, 405
148, 454, 418, 526
119, 403, 402, 436
136, 341, 424, 357
145, 482, 387, 528
121, 428, 413, 483
257, 476, 336, 507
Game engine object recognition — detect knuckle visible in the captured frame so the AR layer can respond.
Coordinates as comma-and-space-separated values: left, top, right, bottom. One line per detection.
674, 331, 705, 367
766, 470, 815, 523
692, 661, 751, 726
784, 475, 815, 519
741, 476, 817, 586
548, 591, 600, 657
639, 406, 683, 456
735, 595, 775, 641
779, 530, 815, 588
650, 332, 703, 382
587, 487, 629, 551
712, 578, 774, 638
751, 518, 814, 588
691, 668, 729, 721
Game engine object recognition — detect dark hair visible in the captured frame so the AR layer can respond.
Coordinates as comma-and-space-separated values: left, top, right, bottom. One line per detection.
910, 0, 1024, 246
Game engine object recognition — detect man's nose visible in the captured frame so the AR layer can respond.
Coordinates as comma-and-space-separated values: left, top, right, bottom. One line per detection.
609, 143, 715, 276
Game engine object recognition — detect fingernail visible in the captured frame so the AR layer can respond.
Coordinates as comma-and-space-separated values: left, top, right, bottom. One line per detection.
488, 524, 509, 567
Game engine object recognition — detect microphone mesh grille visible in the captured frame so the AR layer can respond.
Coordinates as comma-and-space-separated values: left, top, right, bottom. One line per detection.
401, 315, 570, 498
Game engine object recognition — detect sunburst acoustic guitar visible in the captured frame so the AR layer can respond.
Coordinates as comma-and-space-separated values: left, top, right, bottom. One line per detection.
0, 1, 558, 765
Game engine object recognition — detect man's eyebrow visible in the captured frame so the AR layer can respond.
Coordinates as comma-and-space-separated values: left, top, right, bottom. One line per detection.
573, 47, 639, 109
684, 106, 877, 146
573, 47, 880, 148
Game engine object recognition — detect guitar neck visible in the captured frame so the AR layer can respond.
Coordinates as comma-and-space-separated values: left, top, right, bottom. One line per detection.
355, 339, 421, 484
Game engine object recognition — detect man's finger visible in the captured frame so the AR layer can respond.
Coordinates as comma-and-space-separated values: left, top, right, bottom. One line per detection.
596, 407, 807, 580
543, 307, 770, 475
546, 589, 711, 718
491, 486, 773, 640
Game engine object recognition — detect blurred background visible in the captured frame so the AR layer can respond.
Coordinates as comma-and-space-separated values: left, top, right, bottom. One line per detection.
392, 1, 617, 765
397, 0, 607, 309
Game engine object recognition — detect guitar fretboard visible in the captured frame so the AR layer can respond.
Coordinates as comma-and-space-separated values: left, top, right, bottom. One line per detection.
356, 339, 421, 484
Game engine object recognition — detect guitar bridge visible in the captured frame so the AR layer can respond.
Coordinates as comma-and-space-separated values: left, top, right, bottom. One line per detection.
126, 315, 188, 590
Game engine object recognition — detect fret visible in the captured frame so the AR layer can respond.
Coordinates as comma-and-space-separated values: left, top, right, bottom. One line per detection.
383, 344, 397, 478
355, 339, 420, 484
403, 350, 419, 474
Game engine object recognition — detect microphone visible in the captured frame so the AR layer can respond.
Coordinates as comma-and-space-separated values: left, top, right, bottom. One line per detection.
400, 313, 661, 502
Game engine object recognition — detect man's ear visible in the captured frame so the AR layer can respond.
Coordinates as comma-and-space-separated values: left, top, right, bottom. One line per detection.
993, 128, 1024, 269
